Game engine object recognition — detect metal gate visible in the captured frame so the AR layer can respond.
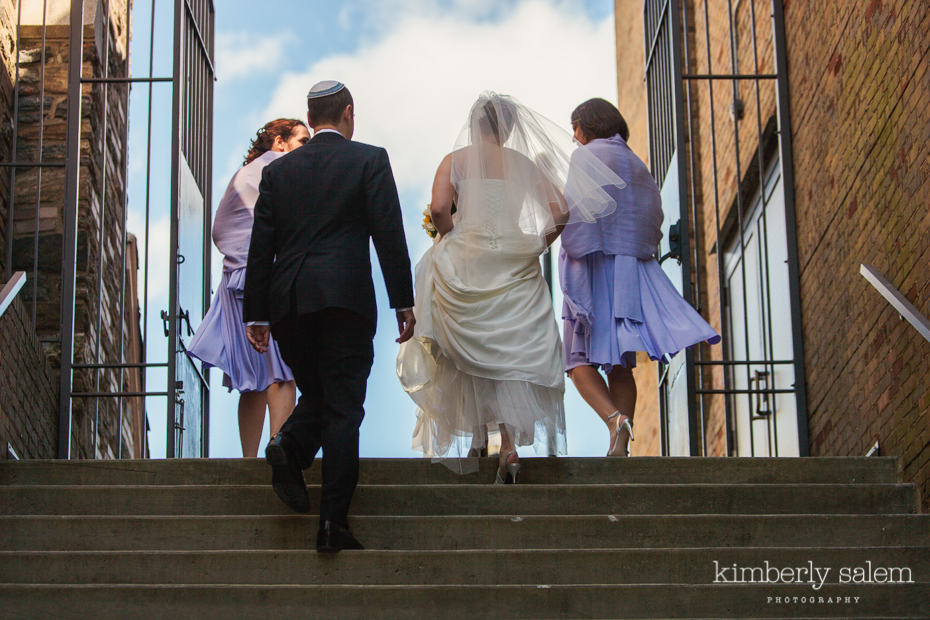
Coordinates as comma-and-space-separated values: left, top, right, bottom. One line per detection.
644, 0, 700, 456
47, 0, 215, 458
165, 0, 215, 458
642, 0, 809, 456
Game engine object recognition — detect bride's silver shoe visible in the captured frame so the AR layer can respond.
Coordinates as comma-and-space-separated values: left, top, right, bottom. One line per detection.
606, 411, 634, 457
494, 450, 520, 484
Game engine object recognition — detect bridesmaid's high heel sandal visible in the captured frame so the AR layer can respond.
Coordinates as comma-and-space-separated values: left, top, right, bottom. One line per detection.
494, 450, 520, 484
606, 411, 634, 457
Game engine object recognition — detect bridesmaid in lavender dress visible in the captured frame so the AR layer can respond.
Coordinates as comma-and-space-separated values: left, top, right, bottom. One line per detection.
188, 119, 311, 457
561, 99, 720, 457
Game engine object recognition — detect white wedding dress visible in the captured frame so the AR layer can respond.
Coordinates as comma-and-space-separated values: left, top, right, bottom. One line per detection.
397, 93, 626, 472
397, 166, 567, 467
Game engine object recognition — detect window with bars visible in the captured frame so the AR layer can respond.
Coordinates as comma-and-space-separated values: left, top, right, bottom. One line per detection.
643, 0, 677, 185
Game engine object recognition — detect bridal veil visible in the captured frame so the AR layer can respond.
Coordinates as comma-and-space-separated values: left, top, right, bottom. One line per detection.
450, 92, 626, 245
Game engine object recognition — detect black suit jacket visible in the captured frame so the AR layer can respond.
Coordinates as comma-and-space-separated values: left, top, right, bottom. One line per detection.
243, 132, 414, 327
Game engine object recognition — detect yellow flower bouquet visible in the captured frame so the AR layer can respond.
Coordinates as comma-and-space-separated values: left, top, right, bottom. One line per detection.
422, 202, 457, 239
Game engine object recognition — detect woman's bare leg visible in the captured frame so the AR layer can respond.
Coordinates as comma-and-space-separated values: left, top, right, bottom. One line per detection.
606, 365, 636, 423
496, 423, 520, 482
265, 380, 297, 439
569, 364, 634, 454
498, 423, 515, 456
607, 365, 636, 454
568, 365, 617, 424
238, 391, 268, 458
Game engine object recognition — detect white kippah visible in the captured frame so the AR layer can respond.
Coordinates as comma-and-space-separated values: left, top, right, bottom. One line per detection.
307, 80, 345, 99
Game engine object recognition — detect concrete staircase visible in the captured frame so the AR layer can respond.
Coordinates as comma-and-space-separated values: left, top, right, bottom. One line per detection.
0, 457, 927, 618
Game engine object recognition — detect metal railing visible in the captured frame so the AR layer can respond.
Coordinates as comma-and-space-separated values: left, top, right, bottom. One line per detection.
0, 271, 26, 319
860, 263, 930, 343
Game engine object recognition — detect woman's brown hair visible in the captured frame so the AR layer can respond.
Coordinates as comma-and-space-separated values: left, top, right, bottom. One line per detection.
570, 98, 629, 142
244, 118, 307, 165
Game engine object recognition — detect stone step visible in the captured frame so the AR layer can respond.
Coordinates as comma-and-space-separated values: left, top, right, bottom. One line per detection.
0, 583, 926, 618
1, 547, 925, 586
0, 483, 916, 516
2, 514, 927, 551
0, 456, 900, 486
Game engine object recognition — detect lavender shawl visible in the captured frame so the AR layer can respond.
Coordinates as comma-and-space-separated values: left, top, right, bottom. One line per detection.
560, 135, 663, 260
212, 150, 285, 272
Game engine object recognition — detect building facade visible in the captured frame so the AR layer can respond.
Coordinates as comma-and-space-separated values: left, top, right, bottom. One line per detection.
0, 0, 145, 459
615, 0, 929, 509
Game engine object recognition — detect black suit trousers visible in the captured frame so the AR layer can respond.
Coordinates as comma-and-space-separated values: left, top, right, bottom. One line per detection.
272, 307, 375, 527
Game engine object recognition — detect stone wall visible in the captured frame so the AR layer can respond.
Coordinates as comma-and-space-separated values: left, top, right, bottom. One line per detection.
0, 0, 143, 459
0, 0, 16, 277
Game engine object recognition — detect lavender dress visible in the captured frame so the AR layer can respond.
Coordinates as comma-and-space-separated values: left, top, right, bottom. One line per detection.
560, 135, 720, 371
187, 151, 294, 392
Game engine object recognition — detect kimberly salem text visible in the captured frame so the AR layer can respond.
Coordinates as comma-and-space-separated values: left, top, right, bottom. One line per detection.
712, 560, 914, 591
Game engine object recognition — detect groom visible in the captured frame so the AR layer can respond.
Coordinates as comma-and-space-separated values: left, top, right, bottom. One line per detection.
243, 80, 415, 552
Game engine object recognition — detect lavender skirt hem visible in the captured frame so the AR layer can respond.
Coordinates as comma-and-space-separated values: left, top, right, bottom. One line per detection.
187, 267, 294, 393
561, 252, 720, 373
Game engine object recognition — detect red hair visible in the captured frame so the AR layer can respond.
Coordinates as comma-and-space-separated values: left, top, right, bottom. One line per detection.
244, 118, 307, 165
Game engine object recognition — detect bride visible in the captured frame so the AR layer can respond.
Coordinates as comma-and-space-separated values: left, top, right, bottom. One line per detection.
397, 92, 625, 482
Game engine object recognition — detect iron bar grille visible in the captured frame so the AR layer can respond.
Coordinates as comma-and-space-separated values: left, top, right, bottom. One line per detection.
642, 0, 809, 456
0, 0, 214, 460
165, 0, 215, 458
643, 0, 676, 185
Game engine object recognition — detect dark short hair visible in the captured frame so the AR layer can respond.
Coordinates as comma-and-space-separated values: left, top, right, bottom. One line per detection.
571, 98, 629, 142
307, 86, 353, 127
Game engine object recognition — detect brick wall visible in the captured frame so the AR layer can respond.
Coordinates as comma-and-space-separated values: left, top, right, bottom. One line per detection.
0, 293, 57, 459
615, 0, 660, 457
784, 0, 930, 510
616, 0, 929, 498
678, 0, 929, 507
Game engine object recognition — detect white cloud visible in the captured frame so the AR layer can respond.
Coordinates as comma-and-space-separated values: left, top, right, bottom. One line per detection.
216, 31, 294, 82
338, 0, 507, 29
261, 0, 616, 259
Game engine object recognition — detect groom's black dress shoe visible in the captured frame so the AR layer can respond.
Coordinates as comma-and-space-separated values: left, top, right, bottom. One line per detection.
265, 432, 310, 514
316, 520, 364, 553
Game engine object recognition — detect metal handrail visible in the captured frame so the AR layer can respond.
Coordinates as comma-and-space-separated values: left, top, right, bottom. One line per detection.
860, 263, 930, 343
0, 271, 26, 319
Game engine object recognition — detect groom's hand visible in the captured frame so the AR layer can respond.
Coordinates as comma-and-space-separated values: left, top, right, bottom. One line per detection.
246, 324, 271, 353
395, 309, 416, 343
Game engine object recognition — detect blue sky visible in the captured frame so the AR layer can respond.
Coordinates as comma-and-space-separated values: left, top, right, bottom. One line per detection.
130, 0, 619, 458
